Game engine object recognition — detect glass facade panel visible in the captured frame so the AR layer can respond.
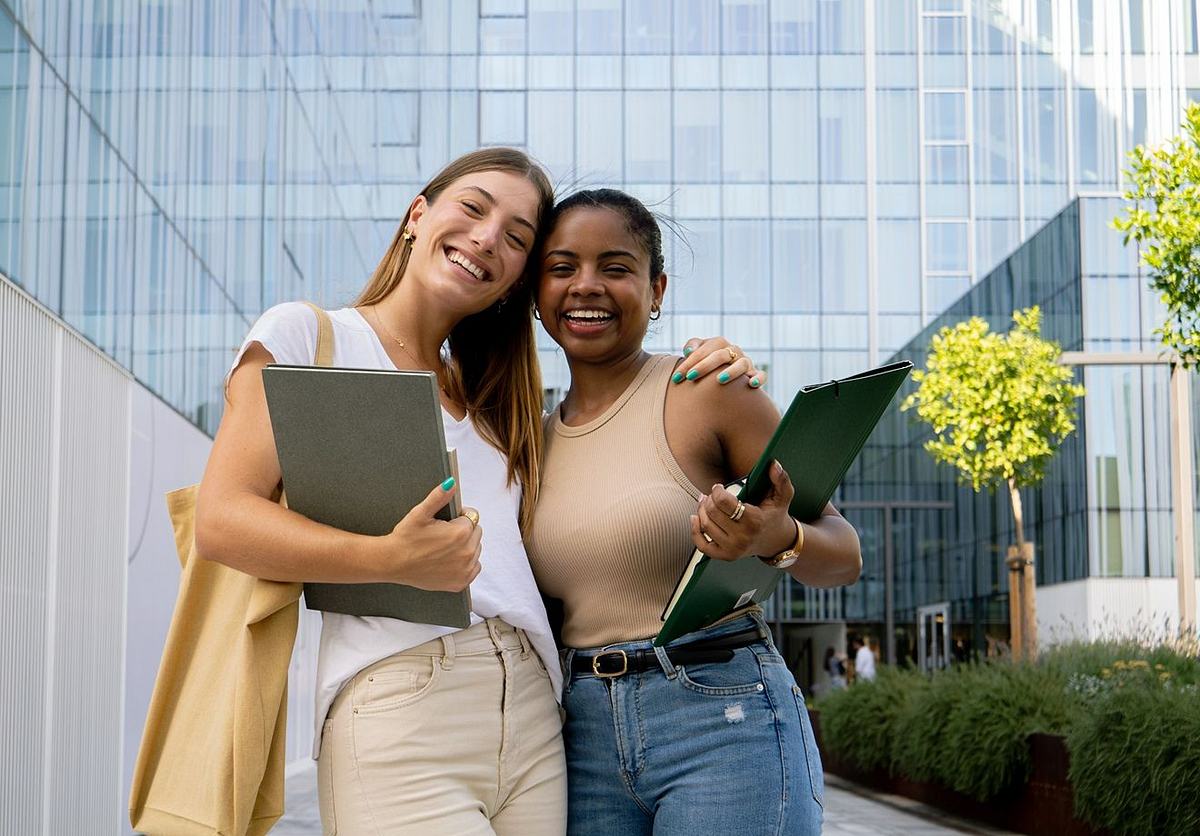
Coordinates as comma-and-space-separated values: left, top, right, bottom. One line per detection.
5, 2, 1197, 639
926, 91, 966, 141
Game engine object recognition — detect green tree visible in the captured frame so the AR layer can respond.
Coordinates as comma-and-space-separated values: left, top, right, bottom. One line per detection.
901, 307, 1085, 659
1114, 102, 1200, 634
1114, 101, 1200, 368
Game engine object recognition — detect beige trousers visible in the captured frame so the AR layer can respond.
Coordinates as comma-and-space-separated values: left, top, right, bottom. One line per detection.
317, 619, 567, 835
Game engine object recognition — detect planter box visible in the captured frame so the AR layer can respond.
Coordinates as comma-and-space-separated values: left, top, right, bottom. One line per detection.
808, 710, 1110, 836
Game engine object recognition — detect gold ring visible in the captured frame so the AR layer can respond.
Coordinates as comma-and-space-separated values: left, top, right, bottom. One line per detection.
726, 347, 739, 363
729, 501, 746, 522
461, 508, 480, 528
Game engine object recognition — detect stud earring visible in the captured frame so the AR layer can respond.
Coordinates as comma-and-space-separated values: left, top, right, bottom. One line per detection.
401, 228, 415, 244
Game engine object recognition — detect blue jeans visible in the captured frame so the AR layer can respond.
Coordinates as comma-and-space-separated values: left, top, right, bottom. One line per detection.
562, 613, 824, 836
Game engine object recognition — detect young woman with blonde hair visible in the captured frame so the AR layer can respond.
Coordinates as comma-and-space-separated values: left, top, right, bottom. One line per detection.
195, 150, 753, 835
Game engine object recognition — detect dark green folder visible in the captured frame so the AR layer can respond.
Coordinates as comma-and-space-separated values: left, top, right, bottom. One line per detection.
262, 365, 471, 628
654, 361, 913, 646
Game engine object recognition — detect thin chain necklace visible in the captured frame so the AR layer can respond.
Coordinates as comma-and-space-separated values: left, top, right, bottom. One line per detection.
369, 304, 448, 392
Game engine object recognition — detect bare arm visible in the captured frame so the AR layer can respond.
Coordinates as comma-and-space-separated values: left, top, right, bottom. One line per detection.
194, 343, 482, 592
678, 380, 862, 588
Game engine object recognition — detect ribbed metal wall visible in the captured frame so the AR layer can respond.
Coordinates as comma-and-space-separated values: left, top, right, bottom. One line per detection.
0, 276, 130, 833
0, 276, 57, 833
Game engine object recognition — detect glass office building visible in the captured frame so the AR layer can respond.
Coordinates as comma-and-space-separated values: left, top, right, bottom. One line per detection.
839, 195, 1197, 664
2, 2, 1197, 656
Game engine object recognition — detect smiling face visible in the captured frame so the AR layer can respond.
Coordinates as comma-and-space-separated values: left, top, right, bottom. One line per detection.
404, 169, 542, 316
537, 205, 667, 366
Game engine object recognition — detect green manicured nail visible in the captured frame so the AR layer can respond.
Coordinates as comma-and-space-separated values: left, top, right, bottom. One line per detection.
672, 371, 684, 383
441, 476, 456, 491
750, 377, 761, 388
718, 371, 731, 384
686, 369, 699, 381
683, 346, 694, 356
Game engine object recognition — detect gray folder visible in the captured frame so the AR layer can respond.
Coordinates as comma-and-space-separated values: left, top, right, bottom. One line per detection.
262, 364, 471, 628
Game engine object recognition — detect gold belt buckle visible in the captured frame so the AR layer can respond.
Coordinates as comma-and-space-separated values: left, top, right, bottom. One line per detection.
592, 648, 628, 678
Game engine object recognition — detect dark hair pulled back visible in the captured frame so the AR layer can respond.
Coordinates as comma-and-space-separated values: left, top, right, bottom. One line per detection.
551, 188, 664, 279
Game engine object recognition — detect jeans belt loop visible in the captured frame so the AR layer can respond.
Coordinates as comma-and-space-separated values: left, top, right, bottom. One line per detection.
652, 645, 678, 679
440, 632, 456, 670
486, 618, 504, 650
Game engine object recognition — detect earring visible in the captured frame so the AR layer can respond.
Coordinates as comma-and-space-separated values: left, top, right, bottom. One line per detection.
533, 307, 542, 321
649, 305, 661, 321
495, 296, 508, 314
401, 228, 415, 244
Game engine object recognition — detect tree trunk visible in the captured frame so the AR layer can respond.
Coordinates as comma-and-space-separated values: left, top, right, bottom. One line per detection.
1008, 479, 1038, 660
1022, 541, 1038, 661
1006, 545, 1024, 662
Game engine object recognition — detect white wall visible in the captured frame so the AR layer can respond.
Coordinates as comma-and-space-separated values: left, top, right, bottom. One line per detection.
1, 275, 320, 834
1038, 577, 1200, 645
1, 277, 130, 834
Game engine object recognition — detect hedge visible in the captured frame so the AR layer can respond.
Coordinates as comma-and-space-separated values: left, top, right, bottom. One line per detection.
816, 639, 1200, 836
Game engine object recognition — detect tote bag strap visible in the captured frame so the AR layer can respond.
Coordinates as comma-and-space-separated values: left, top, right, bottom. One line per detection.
300, 302, 334, 367
275, 302, 334, 510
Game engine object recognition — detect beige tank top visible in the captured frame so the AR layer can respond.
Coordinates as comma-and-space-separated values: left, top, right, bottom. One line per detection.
526, 354, 702, 648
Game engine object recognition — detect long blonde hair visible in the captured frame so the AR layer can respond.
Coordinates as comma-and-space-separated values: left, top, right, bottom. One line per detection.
355, 148, 553, 532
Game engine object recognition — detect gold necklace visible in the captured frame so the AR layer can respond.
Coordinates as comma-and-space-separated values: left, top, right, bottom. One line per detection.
369, 305, 448, 391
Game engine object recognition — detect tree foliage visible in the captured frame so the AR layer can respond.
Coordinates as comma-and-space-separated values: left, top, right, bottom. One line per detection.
1114, 101, 1200, 368
901, 307, 1085, 493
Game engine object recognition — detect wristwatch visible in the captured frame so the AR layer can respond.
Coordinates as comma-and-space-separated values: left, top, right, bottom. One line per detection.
761, 517, 804, 569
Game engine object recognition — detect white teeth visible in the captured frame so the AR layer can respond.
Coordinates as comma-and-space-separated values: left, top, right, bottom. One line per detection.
448, 249, 486, 281
564, 310, 614, 321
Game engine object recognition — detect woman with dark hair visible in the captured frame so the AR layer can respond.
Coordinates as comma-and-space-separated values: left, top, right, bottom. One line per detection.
527, 189, 863, 836
194, 152, 754, 835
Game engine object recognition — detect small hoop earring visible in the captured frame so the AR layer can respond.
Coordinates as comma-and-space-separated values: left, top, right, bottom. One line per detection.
533, 307, 542, 321
649, 305, 661, 321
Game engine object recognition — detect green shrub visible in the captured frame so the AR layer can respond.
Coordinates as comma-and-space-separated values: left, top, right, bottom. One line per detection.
1042, 637, 1200, 685
817, 667, 924, 773
1068, 677, 1200, 836
891, 665, 971, 783
936, 662, 1071, 800
819, 637, 1200, 825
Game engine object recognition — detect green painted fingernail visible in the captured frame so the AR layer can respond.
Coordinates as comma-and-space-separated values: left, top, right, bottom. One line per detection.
750, 377, 761, 388
686, 369, 699, 381
683, 346, 694, 356
441, 476, 456, 491
672, 371, 684, 383
718, 371, 731, 384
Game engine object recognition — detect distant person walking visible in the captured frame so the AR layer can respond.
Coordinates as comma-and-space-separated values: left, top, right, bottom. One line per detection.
853, 636, 877, 682
824, 646, 847, 690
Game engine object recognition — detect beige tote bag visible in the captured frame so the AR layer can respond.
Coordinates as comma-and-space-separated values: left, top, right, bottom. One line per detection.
130, 303, 333, 835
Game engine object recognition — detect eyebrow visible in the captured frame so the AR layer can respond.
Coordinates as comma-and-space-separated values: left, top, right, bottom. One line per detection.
543, 248, 640, 261
463, 185, 537, 235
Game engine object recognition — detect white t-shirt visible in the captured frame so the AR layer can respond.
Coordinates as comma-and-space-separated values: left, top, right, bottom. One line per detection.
228, 302, 562, 757
855, 644, 877, 681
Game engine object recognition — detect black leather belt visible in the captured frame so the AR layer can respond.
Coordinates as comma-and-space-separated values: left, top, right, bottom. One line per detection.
571, 625, 768, 679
